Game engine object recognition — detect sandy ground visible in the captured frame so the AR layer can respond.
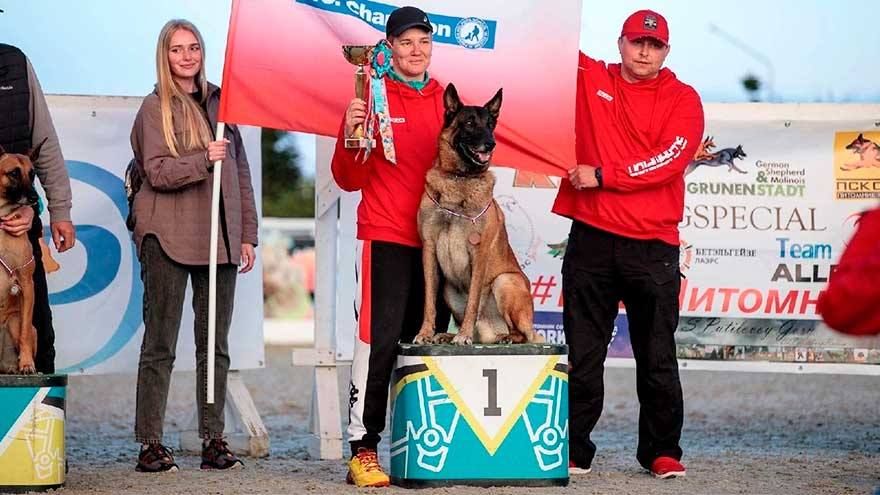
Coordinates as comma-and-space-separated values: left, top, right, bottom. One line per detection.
50, 345, 879, 495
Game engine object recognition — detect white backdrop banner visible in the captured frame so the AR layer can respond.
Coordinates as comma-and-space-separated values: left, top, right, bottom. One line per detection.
332, 104, 880, 365
44, 95, 264, 375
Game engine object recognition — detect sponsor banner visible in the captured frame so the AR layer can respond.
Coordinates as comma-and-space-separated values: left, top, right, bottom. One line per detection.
44, 95, 264, 374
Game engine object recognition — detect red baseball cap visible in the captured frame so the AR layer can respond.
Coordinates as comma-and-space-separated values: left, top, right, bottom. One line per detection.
621, 10, 669, 45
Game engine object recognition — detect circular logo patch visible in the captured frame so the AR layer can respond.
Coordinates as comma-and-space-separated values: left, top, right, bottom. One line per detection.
455, 17, 489, 49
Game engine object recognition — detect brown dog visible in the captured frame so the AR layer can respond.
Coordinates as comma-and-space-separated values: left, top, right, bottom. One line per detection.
413, 84, 541, 346
0, 141, 42, 374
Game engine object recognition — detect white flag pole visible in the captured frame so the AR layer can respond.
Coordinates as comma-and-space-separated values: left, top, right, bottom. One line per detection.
207, 121, 226, 405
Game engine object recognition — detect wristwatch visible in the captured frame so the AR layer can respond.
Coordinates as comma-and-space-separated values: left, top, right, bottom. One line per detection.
594, 167, 603, 188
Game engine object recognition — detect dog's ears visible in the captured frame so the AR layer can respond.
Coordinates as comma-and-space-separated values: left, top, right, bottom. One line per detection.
28, 137, 48, 164
857, 133, 865, 140
444, 83, 462, 115
484, 88, 502, 122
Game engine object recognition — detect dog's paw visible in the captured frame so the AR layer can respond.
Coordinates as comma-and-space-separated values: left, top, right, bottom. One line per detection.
451, 333, 473, 346
528, 332, 545, 343
413, 332, 434, 345
432, 333, 455, 344
17, 360, 36, 375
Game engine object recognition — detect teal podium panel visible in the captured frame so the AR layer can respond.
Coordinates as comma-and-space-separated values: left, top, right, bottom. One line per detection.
390, 344, 568, 488
0, 374, 67, 493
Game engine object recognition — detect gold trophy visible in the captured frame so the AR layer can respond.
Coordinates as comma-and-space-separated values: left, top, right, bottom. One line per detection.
342, 45, 376, 149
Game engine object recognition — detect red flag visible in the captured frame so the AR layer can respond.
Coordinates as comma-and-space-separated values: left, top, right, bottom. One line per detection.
219, 0, 581, 177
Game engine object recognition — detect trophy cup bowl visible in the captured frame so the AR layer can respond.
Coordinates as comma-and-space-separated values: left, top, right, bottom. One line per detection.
342, 45, 374, 66
342, 45, 377, 149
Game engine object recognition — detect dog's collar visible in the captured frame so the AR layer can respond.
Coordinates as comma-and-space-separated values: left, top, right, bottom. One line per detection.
427, 192, 492, 225
0, 253, 34, 277
0, 204, 21, 218
0, 200, 36, 219
0, 253, 33, 296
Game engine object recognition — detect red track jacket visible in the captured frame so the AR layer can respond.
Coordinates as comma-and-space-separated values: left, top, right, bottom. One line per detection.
553, 52, 705, 246
818, 207, 880, 335
331, 77, 445, 248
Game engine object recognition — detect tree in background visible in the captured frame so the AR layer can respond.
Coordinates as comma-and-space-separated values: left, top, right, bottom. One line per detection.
261, 128, 315, 217
741, 73, 762, 102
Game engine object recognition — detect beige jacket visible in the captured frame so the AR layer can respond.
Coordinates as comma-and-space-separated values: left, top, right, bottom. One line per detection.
130, 83, 258, 265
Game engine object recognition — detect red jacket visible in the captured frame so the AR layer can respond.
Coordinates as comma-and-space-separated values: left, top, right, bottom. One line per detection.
553, 52, 704, 245
331, 77, 444, 247
818, 207, 880, 336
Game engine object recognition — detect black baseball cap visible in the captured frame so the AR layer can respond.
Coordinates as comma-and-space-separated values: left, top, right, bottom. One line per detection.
385, 6, 433, 37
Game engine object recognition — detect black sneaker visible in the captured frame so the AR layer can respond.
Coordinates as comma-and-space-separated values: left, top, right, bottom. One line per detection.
200, 439, 244, 470
135, 443, 179, 473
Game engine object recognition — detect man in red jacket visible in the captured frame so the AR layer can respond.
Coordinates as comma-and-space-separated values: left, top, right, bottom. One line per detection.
552, 10, 704, 479
331, 5, 449, 488
818, 207, 880, 336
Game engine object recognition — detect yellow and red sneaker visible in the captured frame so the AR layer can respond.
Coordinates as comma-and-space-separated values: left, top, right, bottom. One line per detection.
346, 447, 390, 487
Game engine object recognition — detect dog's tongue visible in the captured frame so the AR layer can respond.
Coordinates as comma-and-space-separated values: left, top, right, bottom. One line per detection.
476, 151, 491, 163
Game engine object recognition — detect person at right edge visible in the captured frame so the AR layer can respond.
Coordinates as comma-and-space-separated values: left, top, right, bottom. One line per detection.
817, 205, 880, 495
818, 206, 880, 336
552, 10, 704, 479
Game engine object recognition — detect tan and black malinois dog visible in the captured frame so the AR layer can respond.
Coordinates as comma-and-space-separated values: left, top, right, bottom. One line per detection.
413, 84, 542, 346
0, 140, 43, 374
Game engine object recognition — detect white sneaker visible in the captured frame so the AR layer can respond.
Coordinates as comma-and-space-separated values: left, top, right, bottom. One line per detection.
569, 461, 592, 475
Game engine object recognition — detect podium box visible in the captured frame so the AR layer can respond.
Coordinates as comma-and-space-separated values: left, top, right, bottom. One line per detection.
390, 343, 568, 488
0, 374, 66, 493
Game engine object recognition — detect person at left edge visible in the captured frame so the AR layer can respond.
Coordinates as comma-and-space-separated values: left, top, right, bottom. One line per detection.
0, 38, 76, 375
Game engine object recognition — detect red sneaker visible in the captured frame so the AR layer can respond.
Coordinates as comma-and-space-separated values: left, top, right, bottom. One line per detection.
650, 456, 685, 479
568, 460, 592, 475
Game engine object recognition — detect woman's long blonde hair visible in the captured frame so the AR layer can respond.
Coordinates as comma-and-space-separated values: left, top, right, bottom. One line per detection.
155, 19, 212, 157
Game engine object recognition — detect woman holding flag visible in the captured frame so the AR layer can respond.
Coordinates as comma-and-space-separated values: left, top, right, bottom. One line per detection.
129, 19, 258, 473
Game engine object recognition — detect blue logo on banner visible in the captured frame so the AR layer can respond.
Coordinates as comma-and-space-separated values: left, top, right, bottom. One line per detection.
57, 161, 143, 373
296, 0, 497, 50
455, 17, 490, 49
